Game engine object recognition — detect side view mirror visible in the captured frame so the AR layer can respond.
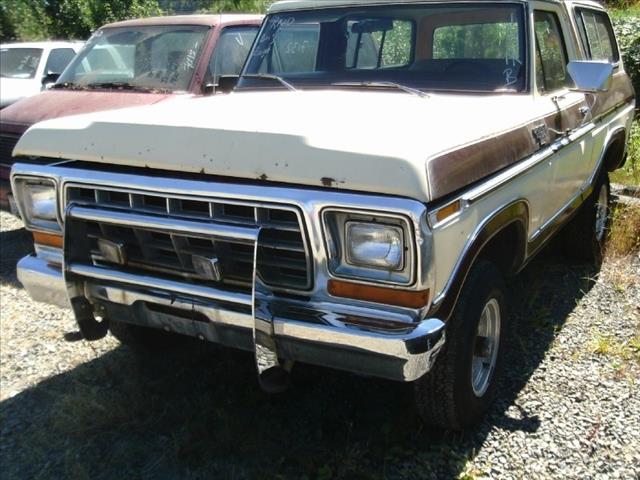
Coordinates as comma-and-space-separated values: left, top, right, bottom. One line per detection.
567, 61, 613, 93
218, 75, 239, 94
41, 72, 61, 89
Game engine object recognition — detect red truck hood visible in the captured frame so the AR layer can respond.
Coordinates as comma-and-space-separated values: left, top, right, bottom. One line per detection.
0, 90, 175, 135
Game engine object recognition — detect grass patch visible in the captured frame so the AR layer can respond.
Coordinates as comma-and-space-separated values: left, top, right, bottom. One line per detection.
606, 202, 640, 256
589, 332, 640, 365
611, 120, 640, 187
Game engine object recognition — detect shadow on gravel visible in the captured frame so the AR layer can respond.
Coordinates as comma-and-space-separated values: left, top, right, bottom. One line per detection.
0, 224, 32, 288
0, 246, 598, 480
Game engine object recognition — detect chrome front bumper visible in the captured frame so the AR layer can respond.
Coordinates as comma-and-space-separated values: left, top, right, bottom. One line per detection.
17, 254, 445, 382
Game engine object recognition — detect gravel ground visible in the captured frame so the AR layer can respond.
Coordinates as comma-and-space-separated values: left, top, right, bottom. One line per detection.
1, 209, 639, 479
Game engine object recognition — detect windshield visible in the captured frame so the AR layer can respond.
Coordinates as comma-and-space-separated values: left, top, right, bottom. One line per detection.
206, 26, 260, 85
0, 48, 43, 79
57, 25, 209, 91
240, 3, 526, 93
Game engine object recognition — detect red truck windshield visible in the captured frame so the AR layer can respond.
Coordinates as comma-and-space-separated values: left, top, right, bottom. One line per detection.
57, 25, 209, 92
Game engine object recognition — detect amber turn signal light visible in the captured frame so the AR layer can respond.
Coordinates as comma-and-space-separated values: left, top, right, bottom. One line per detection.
328, 279, 429, 309
32, 231, 64, 249
435, 201, 461, 223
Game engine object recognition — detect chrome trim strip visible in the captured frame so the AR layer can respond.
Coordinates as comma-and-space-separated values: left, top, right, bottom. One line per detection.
67, 205, 260, 242
461, 122, 594, 206
67, 263, 253, 306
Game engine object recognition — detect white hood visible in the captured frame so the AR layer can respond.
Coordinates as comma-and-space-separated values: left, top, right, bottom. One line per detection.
15, 90, 544, 202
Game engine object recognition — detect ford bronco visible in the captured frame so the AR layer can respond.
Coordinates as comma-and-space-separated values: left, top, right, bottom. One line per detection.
10, 0, 635, 429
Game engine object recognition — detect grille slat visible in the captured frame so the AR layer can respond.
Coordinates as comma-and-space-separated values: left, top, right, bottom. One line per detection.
66, 186, 312, 293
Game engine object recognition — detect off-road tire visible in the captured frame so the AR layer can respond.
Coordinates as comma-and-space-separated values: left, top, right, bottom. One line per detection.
414, 260, 508, 430
108, 319, 184, 352
561, 173, 610, 265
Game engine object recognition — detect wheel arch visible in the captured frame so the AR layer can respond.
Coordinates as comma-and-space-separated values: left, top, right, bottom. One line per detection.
601, 126, 628, 173
428, 200, 529, 321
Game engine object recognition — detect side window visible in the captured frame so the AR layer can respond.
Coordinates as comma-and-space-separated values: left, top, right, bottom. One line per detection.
534, 11, 569, 94
44, 48, 76, 74
208, 26, 259, 82
575, 9, 619, 63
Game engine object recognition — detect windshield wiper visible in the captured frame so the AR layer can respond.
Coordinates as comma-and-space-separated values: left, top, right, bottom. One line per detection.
332, 81, 428, 98
50, 82, 85, 90
84, 82, 155, 93
240, 74, 297, 92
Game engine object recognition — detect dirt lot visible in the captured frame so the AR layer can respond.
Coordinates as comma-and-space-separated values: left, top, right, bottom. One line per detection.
1, 210, 639, 480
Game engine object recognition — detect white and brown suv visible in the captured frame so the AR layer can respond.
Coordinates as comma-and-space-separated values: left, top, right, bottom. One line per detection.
10, 0, 635, 429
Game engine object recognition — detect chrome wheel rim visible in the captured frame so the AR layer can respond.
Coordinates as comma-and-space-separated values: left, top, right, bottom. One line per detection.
471, 298, 501, 397
595, 185, 609, 243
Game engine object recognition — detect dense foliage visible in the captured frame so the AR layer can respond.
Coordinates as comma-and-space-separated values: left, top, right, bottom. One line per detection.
611, 13, 640, 99
0, 0, 271, 42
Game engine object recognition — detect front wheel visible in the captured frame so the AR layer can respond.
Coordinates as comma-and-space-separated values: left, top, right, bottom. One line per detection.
414, 260, 508, 430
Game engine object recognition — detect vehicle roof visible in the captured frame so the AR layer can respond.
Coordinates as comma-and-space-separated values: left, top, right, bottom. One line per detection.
0, 41, 84, 49
102, 13, 263, 29
268, 0, 586, 13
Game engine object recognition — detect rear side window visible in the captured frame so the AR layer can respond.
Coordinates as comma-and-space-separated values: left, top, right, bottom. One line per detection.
44, 48, 76, 74
575, 9, 619, 63
433, 22, 520, 60
534, 11, 569, 93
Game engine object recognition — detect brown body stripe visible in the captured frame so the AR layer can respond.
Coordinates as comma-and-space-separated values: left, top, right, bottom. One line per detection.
427, 73, 635, 201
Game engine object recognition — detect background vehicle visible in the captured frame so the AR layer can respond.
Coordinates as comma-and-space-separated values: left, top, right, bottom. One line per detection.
0, 14, 263, 212
0, 41, 83, 109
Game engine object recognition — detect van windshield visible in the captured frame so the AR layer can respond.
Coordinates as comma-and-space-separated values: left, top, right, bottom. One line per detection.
57, 25, 209, 92
239, 3, 526, 93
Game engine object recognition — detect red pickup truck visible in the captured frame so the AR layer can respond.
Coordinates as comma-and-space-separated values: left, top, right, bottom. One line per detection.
0, 13, 263, 211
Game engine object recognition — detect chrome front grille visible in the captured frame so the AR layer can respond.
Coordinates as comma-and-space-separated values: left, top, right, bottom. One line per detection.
65, 185, 312, 293
0, 133, 20, 168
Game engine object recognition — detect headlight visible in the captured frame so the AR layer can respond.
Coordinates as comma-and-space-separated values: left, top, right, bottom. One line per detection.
346, 222, 404, 270
323, 210, 414, 285
13, 177, 61, 233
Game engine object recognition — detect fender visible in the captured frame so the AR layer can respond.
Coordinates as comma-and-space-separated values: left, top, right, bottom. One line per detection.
427, 200, 529, 321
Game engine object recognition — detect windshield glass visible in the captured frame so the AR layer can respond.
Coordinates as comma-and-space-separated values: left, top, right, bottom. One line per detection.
205, 26, 259, 85
240, 3, 526, 93
57, 25, 209, 91
0, 48, 43, 79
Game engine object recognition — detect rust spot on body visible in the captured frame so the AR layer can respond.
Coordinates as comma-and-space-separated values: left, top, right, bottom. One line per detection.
258, 173, 269, 181
321, 177, 336, 187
